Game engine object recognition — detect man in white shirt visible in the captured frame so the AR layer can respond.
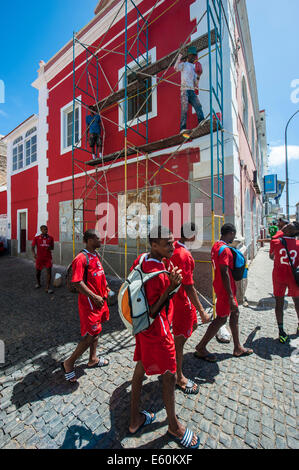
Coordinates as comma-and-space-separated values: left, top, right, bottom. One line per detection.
174, 46, 204, 134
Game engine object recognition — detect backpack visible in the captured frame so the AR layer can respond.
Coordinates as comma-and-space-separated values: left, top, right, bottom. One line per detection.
279, 238, 299, 287
66, 250, 100, 293
118, 253, 180, 336
218, 244, 247, 281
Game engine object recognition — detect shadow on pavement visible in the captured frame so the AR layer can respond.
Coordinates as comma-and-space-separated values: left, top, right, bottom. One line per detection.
183, 352, 222, 384
10, 356, 82, 409
58, 379, 168, 449
246, 296, 289, 311
0, 256, 129, 374
243, 326, 296, 360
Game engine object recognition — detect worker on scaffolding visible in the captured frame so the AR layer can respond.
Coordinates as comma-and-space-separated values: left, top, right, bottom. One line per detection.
174, 45, 204, 136
86, 105, 102, 160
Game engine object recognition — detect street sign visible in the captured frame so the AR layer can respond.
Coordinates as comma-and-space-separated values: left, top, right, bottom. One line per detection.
264, 174, 277, 194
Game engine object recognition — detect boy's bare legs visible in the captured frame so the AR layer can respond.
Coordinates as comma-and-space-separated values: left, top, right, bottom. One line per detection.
45, 267, 52, 292
163, 371, 198, 446
35, 269, 41, 287
174, 335, 188, 387
195, 316, 227, 356
63, 334, 98, 382
174, 335, 198, 392
88, 336, 99, 366
229, 310, 253, 356
129, 364, 197, 445
129, 361, 153, 433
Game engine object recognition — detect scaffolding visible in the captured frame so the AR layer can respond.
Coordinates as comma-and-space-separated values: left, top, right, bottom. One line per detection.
71, 0, 225, 307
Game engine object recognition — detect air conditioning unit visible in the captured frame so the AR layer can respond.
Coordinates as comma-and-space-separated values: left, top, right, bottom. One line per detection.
253, 170, 261, 194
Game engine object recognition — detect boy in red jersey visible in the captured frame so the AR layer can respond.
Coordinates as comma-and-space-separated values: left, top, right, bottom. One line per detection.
270, 221, 299, 343
61, 229, 110, 383
194, 223, 253, 361
31, 225, 54, 294
129, 226, 200, 449
170, 222, 210, 395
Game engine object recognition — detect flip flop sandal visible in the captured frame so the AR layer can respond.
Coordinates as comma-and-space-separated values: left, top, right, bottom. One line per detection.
167, 428, 200, 449
61, 362, 77, 383
87, 357, 110, 368
233, 349, 253, 358
176, 379, 199, 395
193, 351, 217, 362
128, 410, 156, 435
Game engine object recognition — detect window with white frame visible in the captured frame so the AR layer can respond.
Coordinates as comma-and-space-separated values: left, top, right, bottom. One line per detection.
118, 48, 157, 129
12, 136, 23, 171
25, 127, 37, 165
61, 99, 81, 154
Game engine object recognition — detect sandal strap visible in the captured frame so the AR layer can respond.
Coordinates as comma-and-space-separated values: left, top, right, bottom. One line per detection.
181, 428, 194, 447
141, 410, 153, 425
186, 379, 195, 389
98, 357, 108, 366
65, 371, 75, 380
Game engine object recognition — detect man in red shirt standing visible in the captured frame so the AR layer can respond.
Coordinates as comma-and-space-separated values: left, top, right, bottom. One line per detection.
128, 226, 200, 449
61, 229, 110, 383
31, 225, 54, 294
194, 223, 253, 361
270, 221, 299, 343
170, 223, 210, 395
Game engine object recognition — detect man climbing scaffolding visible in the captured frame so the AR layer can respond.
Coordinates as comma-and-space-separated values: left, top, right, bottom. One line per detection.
86, 105, 102, 160
174, 45, 204, 137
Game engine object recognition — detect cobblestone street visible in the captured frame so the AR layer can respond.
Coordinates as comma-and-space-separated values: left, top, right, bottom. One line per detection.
0, 248, 298, 450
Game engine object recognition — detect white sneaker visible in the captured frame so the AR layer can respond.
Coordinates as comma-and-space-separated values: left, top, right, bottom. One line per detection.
92, 153, 96, 160
216, 325, 231, 343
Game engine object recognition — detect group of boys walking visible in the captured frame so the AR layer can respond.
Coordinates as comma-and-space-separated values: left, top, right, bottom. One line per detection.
31, 218, 299, 448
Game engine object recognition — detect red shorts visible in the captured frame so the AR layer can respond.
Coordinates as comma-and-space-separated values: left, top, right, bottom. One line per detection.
273, 273, 299, 298
215, 290, 238, 317
79, 311, 103, 337
134, 331, 176, 376
172, 301, 198, 338
36, 258, 52, 270
78, 296, 109, 337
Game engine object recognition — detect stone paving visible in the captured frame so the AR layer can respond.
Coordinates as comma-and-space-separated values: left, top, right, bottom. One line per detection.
0, 249, 298, 450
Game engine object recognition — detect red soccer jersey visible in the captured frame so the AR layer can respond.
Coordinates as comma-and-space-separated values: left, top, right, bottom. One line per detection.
169, 241, 197, 337
271, 230, 284, 240
130, 254, 176, 375
170, 241, 195, 305
211, 241, 236, 296
270, 237, 299, 282
32, 234, 54, 261
72, 250, 109, 321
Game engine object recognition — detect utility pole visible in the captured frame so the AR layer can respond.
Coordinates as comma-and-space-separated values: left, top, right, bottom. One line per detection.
285, 109, 299, 219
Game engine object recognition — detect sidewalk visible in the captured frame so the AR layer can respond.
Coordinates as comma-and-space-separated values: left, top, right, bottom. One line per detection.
245, 246, 295, 309
0, 254, 298, 449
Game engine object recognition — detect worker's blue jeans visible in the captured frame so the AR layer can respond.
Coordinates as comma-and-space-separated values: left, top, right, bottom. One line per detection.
180, 89, 204, 131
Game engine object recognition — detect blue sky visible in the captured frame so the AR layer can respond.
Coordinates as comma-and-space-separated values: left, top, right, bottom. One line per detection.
247, 0, 299, 214
0, 0, 298, 213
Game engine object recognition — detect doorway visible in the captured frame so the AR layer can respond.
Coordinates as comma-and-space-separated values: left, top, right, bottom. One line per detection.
18, 210, 27, 253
